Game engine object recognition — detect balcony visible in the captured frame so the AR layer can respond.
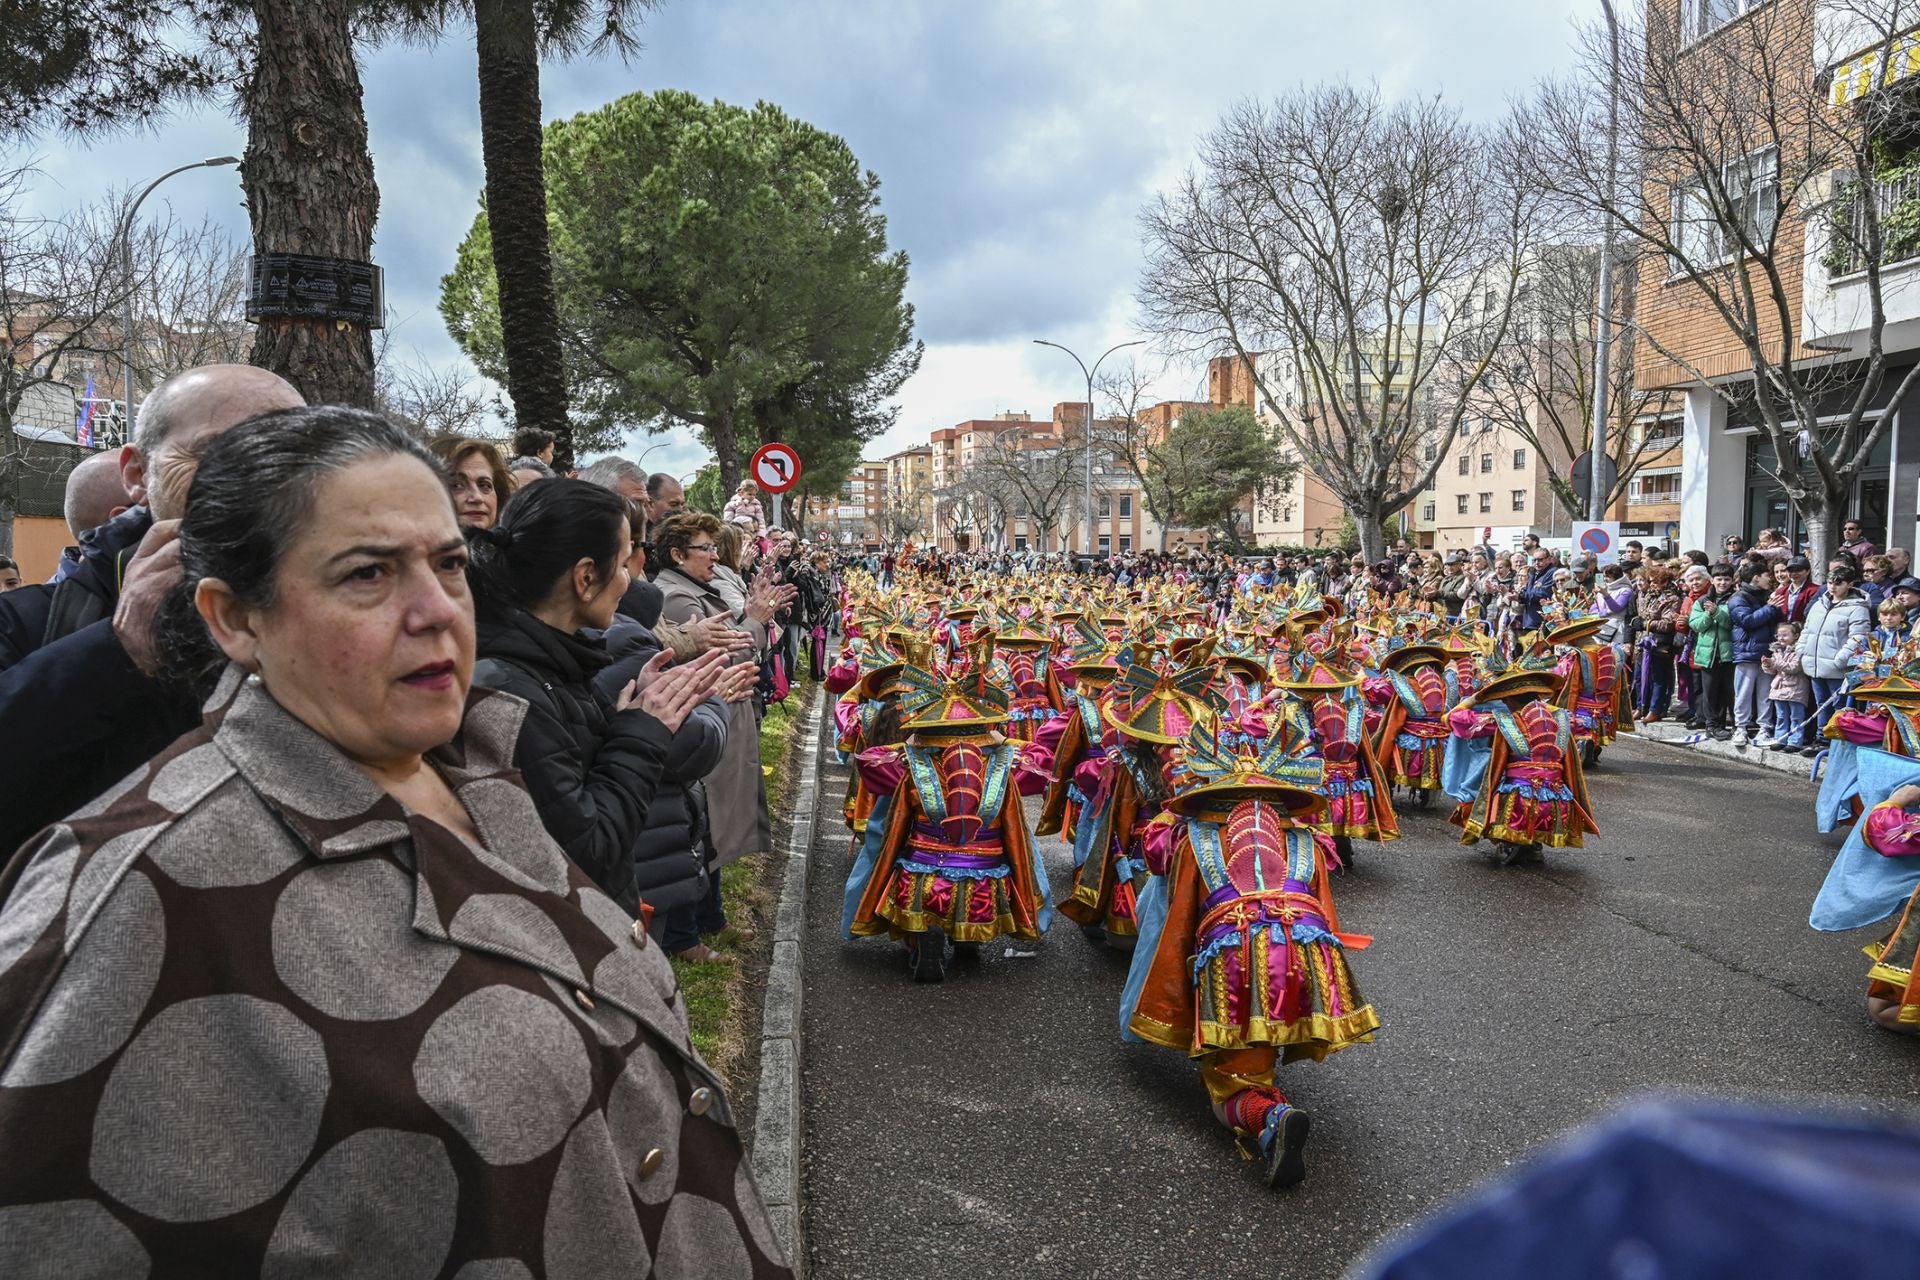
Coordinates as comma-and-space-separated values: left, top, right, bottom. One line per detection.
1823, 166, 1920, 277
1802, 161, 1920, 358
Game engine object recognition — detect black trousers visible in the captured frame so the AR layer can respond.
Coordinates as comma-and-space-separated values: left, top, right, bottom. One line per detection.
1700, 662, 1735, 730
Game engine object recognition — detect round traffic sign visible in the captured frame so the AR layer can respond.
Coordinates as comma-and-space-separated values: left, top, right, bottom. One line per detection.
751, 442, 802, 494
1579, 526, 1612, 555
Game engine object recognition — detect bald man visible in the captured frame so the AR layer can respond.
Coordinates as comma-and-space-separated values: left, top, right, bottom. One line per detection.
63, 451, 133, 541
48, 452, 136, 584
0, 363, 305, 863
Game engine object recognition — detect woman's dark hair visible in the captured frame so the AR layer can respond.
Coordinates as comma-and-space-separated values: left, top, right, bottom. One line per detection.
157, 406, 443, 688
467, 478, 628, 618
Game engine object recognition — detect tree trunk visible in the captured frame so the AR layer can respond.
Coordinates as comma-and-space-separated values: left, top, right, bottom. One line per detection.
1803, 503, 1835, 585
1354, 500, 1388, 564
710, 412, 744, 497
245, 0, 378, 408
474, 0, 573, 468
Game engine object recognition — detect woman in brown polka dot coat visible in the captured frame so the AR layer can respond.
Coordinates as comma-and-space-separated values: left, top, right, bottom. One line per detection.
0, 408, 789, 1278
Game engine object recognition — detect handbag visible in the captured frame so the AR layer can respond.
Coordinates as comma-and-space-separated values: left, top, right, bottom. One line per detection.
810, 625, 828, 681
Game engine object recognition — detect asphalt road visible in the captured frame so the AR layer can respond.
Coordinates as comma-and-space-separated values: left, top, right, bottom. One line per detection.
798, 734, 1920, 1279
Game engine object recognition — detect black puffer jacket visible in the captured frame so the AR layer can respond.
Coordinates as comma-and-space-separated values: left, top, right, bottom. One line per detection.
588, 581, 730, 922
0, 506, 201, 863
471, 606, 671, 912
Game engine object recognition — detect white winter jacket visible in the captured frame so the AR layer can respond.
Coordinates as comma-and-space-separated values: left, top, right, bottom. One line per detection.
1796, 590, 1871, 680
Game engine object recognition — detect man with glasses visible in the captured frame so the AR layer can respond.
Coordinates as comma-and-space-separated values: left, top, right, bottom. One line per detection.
1839, 518, 1880, 560
1520, 546, 1557, 632
1723, 533, 1746, 560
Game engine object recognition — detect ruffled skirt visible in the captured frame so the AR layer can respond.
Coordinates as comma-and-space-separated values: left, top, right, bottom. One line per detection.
1452, 767, 1585, 848
1188, 887, 1378, 1064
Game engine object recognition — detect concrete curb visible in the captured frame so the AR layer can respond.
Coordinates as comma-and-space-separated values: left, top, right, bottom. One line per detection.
751, 684, 824, 1276
1624, 719, 1827, 782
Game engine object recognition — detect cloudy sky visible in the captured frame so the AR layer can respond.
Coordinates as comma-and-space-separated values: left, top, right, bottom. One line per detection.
21, 0, 1599, 480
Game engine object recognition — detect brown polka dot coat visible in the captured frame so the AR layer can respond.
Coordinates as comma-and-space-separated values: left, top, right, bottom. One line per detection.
0, 666, 791, 1279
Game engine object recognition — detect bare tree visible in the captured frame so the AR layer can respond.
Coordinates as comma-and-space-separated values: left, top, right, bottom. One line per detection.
1522, 0, 1920, 572
967, 430, 1090, 553
1139, 84, 1537, 562
1469, 243, 1683, 514
127, 214, 252, 392
373, 331, 495, 442
0, 165, 143, 557
1093, 361, 1185, 551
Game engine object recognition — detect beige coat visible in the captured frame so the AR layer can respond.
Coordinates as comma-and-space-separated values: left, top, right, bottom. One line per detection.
0, 665, 788, 1278
654, 566, 775, 867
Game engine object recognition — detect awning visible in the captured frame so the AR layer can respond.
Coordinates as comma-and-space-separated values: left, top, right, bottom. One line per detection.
1831, 31, 1920, 107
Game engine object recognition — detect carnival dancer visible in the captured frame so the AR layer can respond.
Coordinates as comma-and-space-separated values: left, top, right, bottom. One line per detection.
997, 620, 1063, 742
1034, 635, 1129, 848
1060, 651, 1219, 947
1810, 733, 1920, 1034
1365, 638, 1465, 810
1272, 647, 1400, 871
1445, 665, 1598, 865
1815, 646, 1920, 833
1541, 599, 1633, 768
1119, 722, 1379, 1188
845, 652, 1054, 982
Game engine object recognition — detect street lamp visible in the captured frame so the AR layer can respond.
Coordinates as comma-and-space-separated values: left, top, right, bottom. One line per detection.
119, 155, 241, 442
1033, 337, 1143, 560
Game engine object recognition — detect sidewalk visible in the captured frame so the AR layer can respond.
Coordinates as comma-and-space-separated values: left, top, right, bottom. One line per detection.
1628, 718, 1827, 781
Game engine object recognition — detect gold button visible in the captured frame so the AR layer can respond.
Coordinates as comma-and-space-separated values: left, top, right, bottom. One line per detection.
637, 1147, 664, 1178
573, 987, 595, 1011
631, 919, 649, 949
689, 1087, 714, 1116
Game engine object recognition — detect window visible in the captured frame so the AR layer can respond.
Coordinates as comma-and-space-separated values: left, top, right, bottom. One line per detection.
1511, 489, 1527, 511
1669, 147, 1778, 271
1119, 495, 1132, 518
1458, 454, 1470, 476
1480, 453, 1493, 473
1424, 442, 1438, 461
1098, 535, 1111, 555
1014, 534, 1028, 552
1478, 492, 1492, 513
1421, 502, 1436, 522
1456, 494, 1470, 514
1681, 0, 1764, 42
1098, 494, 1111, 518
1628, 467, 1683, 505
1512, 448, 1528, 469
1640, 415, 1683, 448
1119, 535, 1133, 553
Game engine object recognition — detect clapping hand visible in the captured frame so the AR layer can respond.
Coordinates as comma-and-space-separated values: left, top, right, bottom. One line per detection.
715, 662, 761, 704
615, 649, 729, 732
688, 612, 752, 656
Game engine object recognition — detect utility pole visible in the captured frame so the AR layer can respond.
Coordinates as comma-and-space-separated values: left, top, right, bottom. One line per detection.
1033, 337, 1144, 561
119, 156, 241, 440
1588, 0, 1621, 522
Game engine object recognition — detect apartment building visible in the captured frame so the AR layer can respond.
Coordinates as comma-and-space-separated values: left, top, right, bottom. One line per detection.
1640, 0, 1920, 554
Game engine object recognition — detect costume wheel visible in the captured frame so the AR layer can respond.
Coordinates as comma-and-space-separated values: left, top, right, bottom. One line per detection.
1265, 1108, 1311, 1190
908, 927, 948, 983
1412, 788, 1434, 810
952, 941, 983, 965
1499, 841, 1544, 867
1333, 836, 1356, 873
1580, 741, 1601, 769
1080, 923, 1108, 946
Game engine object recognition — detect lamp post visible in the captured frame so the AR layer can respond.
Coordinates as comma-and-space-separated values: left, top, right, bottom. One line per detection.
119, 156, 241, 442
1033, 337, 1143, 560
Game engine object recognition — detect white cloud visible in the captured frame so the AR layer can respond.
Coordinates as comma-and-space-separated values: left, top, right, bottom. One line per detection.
8, 0, 1602, 478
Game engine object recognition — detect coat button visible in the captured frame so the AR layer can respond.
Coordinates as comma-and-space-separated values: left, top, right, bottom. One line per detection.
573, 987, 595, 1011
637, 1147, 664, 1178
631, 919, 649, 949
689, 1087, 714, 1116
